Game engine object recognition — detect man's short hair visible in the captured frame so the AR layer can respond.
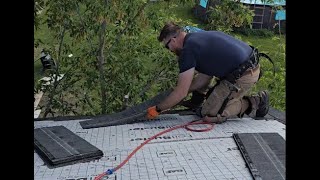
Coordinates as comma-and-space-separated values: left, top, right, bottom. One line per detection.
158, 22, 183, 42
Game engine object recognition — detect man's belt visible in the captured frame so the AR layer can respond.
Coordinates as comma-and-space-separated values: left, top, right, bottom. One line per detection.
221, 45, 275, 85
222, 50, 258, 84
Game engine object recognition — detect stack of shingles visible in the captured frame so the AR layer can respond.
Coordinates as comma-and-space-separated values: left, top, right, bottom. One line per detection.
80, 89, 172, 129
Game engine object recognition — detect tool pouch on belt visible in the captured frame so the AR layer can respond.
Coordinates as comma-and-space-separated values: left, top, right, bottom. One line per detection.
205, 81, 220, 99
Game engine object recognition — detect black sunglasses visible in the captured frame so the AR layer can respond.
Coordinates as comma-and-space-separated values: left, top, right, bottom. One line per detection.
165, 38, 172, 49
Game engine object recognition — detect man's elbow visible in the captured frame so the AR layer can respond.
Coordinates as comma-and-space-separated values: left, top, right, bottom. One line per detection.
180, 89, 189, 99
174, 87, 188, 100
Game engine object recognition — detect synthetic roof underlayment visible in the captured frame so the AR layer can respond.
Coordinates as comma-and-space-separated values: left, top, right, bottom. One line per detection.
34, 114, 285, 180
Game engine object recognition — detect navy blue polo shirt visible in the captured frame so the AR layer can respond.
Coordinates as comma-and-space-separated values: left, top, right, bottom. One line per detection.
178, 31, 252, 78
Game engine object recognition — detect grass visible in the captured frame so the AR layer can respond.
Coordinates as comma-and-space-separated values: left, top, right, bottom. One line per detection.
34, 12, 57, 82
34, 59, 43, 83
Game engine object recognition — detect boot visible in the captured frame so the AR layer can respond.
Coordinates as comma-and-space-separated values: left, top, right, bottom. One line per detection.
245, 90, 270, 117
179, 91, 205, 109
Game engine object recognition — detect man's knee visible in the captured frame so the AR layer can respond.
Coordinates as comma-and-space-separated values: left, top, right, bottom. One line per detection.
201, 80, 232, 117
202, 114, 228, 124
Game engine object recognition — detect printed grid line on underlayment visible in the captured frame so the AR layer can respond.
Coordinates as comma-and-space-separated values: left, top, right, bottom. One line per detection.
34, 114, 285, 180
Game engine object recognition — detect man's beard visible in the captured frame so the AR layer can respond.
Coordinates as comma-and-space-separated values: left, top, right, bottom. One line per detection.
174, 48, 182, 56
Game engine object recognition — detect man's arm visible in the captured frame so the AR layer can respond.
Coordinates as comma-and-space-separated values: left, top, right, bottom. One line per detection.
188, 72, 212, 93
157, 68, 195, 111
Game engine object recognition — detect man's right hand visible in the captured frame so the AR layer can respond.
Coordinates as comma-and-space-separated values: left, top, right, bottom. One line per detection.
146, 106, 160, 120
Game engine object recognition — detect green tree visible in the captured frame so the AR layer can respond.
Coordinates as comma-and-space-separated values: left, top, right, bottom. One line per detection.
34, 0, 184, 117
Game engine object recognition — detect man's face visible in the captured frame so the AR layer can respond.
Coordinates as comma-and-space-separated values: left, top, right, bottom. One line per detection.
164, 35, 182, 56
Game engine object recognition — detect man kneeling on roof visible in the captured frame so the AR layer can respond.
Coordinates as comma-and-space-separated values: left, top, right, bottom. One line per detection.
146, 22, 270, 123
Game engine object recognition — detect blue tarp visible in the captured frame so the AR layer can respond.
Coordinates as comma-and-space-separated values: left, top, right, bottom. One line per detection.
275, 10, 286, 20
183, 26, 205, 33
200, 0, 208, 8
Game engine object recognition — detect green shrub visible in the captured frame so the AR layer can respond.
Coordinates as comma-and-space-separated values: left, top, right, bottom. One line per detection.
206, 0, 254, 33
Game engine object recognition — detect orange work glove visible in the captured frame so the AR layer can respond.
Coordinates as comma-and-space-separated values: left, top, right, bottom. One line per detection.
147, 106, 161, 119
